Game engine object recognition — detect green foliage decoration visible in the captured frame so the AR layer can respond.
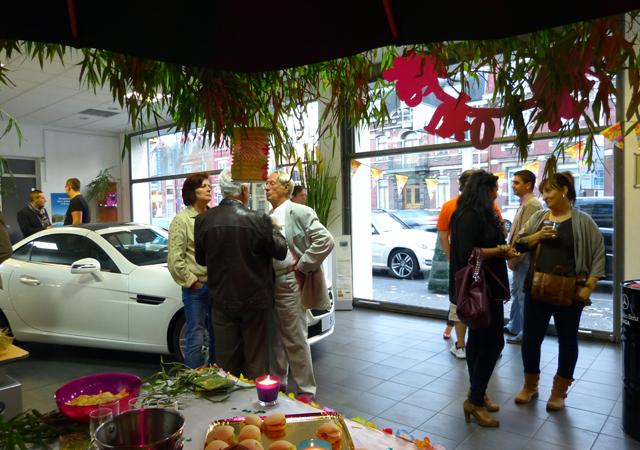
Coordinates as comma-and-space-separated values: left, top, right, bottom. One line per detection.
0, 11, 639, 175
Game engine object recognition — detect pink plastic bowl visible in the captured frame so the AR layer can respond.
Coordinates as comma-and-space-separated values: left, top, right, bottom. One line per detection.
55, 372, 142, 422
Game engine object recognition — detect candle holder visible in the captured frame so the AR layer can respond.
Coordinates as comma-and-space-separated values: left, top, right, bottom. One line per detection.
255, 374, 281, 407
298, 438, 331, 450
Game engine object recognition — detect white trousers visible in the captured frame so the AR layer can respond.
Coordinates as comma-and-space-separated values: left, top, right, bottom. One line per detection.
270, 272, 316, 395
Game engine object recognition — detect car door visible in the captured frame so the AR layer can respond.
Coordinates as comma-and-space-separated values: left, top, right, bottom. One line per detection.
8, 233, 129, 340
370, 221, 386, 268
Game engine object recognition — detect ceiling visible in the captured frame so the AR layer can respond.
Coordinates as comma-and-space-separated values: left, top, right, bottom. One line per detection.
0, 53, 137, 134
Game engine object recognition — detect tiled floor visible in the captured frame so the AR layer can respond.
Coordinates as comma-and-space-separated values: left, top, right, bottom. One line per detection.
7, 308, 639, 450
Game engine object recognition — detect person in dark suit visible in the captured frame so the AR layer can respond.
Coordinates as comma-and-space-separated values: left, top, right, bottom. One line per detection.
17, 189, 52, 238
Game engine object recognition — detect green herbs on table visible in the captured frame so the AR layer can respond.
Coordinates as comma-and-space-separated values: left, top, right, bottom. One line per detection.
139, 361, 252, 405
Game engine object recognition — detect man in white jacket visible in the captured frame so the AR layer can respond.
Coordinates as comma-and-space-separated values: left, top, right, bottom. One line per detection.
265, 170, 334, 402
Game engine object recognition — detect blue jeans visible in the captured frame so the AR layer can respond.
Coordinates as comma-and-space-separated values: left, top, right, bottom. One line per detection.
507, 263, 528, 337
181, 283, 215, 368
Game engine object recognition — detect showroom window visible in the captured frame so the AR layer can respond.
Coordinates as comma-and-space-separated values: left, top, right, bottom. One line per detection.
347, 76, 618, 336
129, 103, 319, 227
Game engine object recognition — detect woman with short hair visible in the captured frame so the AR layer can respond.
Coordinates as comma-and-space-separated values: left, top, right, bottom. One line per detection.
167, 173, 215, 368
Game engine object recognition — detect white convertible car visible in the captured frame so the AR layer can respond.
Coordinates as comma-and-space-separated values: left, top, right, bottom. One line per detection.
0, 224, 335, 359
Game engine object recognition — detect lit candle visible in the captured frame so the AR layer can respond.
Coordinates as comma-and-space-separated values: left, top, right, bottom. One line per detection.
297, 438, 331, 450
255, 374, 281, 406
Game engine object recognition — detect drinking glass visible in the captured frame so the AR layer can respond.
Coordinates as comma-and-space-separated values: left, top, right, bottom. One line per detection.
89, 407, 113, 441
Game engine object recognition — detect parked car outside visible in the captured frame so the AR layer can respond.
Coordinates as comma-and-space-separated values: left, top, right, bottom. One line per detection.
389, 209, 440, 232
574, 197, 613, 281
371, 209, 436, 279
0, 223, 335, 359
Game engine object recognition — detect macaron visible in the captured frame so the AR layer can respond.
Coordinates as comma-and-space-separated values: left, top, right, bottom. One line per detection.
244, 414, 263, 427
207, 425, 236, 445
315, 422, 342, 450
261, 413, 287, 439
205, 440, 230, 450
238, 424, 261, 441
268, 440, 296, 450
238, 439, 264, 450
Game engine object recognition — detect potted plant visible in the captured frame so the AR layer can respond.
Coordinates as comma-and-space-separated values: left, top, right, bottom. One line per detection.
295, 146, 337, 227
86, 168, 118, 207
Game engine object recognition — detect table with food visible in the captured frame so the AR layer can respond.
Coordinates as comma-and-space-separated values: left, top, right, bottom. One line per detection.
1, 364, 444, 450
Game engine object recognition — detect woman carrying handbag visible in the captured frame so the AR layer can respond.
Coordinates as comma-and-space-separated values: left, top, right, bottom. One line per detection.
449, 170, 518, 427
513, 172, 604, 411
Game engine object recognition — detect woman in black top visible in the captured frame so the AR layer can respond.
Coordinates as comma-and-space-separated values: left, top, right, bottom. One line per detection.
513, 172, 604, 411
450, 170, 517, 427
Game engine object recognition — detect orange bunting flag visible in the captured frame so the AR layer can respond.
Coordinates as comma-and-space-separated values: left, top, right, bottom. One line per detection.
425, 178, 438, 199
523, 160, 540, 174
351, 160, 362, 176
371, 167, 382, 180
601, 123, 623, 149
635, 122, 640, 148
395, 174, 409, 196
564, 141, 584, 160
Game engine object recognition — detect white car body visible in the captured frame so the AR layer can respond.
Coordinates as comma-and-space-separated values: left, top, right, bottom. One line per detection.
371, 210, 436, 279
0, 224, 334, 358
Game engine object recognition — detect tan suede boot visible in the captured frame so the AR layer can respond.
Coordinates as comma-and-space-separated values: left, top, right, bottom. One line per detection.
547, 374, 573, 411
514, 373, 539, 404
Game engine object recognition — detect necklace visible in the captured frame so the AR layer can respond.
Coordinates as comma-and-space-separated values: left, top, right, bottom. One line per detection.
549, 208, 572, 222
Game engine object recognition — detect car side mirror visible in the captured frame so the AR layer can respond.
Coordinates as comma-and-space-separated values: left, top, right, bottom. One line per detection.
70, 258, 101, 274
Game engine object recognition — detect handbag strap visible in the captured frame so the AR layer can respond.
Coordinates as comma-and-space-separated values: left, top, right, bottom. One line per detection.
469, 247, 509, 295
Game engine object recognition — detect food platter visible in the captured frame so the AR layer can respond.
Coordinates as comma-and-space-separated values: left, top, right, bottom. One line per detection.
206, 412, 355, 450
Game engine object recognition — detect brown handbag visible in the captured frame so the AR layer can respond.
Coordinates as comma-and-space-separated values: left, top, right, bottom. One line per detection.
530, 242, 577, 306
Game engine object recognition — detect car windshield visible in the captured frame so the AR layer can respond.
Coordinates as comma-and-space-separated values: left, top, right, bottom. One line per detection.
373, 212, 407, 232
102, 228, 169, 266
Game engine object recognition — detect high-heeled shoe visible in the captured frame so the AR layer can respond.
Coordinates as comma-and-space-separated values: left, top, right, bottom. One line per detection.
484, 394, 500, 412
463, 400, 499, 427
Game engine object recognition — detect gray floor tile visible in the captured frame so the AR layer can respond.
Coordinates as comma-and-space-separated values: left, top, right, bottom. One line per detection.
545, 406, 608, 433
457, 427, 530, 450
600, 415, 627, 439
522, 438, 574, 449
342, 391, 397, 416
563, 390, 616, 415
389, 370, 437, 388
580, 368, 622, 385
415, 411, 477, 445
409, 360, 455, 377
590, 433, 640, 450
571, 379, 621, 401
495, 411, 546, 438
370, 380, 418, 401
358, 363, 404, 380
376, 401, 438, 428
379, 354, 422, 370
532, 419, 598, 449
403, 388, 458, 411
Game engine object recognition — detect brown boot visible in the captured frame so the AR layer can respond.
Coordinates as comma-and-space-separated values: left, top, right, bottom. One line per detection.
463, 400, 499, 427
515, 373, 539, 404
547, 374, 573, 411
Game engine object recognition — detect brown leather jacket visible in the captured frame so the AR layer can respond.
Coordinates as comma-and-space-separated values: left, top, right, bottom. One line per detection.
194, 199, 287, 312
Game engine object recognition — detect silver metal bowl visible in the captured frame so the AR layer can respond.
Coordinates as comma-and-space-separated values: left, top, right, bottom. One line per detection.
94, 408, 185, 450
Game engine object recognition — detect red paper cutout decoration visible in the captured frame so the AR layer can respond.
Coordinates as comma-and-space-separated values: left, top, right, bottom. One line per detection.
382, 52, 594, 150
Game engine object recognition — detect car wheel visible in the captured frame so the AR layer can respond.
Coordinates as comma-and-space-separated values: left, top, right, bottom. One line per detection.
388, 249, 419, 279
170, 313, 186, 362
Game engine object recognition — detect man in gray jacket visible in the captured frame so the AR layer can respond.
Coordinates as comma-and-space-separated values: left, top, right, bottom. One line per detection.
505, 170, 543, 343
265, 170, 334, 402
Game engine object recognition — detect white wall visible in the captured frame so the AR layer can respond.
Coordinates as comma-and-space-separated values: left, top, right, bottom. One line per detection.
0, 122, 123, 220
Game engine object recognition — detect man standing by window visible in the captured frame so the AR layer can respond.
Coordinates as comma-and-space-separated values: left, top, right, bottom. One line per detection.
64, 178, 90, 225
504, 170, 543, 344
17, 190, 52, 238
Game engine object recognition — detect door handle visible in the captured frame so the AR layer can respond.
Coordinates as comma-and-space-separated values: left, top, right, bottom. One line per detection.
19, 276, 41, 286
